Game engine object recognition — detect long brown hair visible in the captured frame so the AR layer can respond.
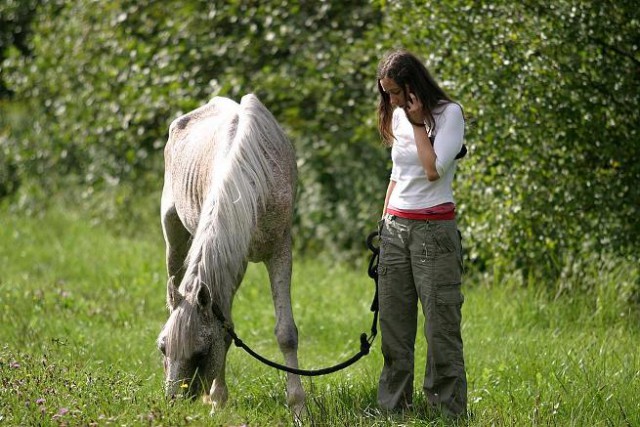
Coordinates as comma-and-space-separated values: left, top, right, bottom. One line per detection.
376, 48, 455, 146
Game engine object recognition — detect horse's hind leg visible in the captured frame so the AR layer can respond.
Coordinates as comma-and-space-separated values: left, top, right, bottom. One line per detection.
265, 235, 306, 416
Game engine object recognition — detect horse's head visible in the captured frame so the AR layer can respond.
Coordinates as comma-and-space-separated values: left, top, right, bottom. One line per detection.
157, 277, 226, 400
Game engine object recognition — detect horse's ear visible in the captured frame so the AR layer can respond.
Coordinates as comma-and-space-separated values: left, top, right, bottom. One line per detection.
167, 276, 183, 311
197, 284, 211, 309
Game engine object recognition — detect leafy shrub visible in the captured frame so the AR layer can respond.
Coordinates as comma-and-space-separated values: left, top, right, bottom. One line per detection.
1, 0, 638, 289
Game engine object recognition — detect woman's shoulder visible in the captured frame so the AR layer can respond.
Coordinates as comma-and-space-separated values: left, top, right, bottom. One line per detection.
392, 107, 405, 119
434, 101, 464, 125
392, 107, 405, 128
434, 100, 463, 116
433, 101, 464, 134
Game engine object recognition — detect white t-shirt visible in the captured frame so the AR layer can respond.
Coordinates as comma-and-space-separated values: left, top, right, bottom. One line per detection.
388, 102, 464, 210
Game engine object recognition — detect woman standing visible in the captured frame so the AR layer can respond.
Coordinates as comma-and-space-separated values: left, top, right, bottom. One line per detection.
375, 48, 467, 418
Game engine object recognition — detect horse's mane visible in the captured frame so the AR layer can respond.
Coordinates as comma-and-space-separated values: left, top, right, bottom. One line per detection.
180, 94, 292, 318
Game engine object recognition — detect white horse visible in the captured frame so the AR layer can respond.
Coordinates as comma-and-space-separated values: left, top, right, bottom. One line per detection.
156, 94, 305, 415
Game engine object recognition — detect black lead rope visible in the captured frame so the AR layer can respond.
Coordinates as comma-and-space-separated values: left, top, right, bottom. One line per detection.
212, 231, 381, 377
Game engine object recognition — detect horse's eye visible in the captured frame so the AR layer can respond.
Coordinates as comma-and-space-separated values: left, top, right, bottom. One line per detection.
158, 337, 167, 356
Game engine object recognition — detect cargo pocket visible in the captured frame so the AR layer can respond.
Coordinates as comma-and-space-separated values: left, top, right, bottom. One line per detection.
436, 283, 464, 305
435, 283, 464, 332
433, 228, 456, 256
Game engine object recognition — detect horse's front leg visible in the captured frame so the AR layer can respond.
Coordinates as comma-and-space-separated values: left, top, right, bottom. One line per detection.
161, 204, 192, 299
265, 239, 306, 417
205, 329, 232, 414
205, 363, 228, 414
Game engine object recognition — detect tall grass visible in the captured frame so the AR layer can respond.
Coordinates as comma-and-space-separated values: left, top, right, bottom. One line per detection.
0, 206, 638, 426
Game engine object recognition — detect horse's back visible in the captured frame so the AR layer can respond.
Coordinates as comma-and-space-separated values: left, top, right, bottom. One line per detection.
165, 97, 239, 167
162, 95, 296, 247
162, 98, 238, 232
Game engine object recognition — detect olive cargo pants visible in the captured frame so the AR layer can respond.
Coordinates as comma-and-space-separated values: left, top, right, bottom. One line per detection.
377, 214, 467, 417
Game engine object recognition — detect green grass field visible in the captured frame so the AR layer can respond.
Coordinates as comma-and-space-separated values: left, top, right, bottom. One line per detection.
1, 207, 638, 426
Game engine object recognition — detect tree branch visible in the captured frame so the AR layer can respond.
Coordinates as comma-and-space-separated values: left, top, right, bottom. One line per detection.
590, 36, 640, 67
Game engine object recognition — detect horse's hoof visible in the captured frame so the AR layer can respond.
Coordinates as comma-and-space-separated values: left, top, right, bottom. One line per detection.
206, 391, 228, 416
291, 402, 308, 426
208, 400, 226, 417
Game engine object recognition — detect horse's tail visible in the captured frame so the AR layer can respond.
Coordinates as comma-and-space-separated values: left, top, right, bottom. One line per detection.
188, 94, 295, 315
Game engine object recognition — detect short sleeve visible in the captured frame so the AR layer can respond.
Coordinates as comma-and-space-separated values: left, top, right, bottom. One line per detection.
434, 103, 464, 177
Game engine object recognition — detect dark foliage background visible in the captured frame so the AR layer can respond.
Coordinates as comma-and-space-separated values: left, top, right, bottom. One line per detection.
1, 0, 638, 296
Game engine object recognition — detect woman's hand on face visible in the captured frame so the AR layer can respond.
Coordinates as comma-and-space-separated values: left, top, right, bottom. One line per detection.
403, 91, 424, 125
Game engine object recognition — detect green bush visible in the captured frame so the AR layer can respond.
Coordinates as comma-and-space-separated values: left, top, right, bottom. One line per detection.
1, 1, 638, 287
2, 0, 387, 255
384, 0, 639, 279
